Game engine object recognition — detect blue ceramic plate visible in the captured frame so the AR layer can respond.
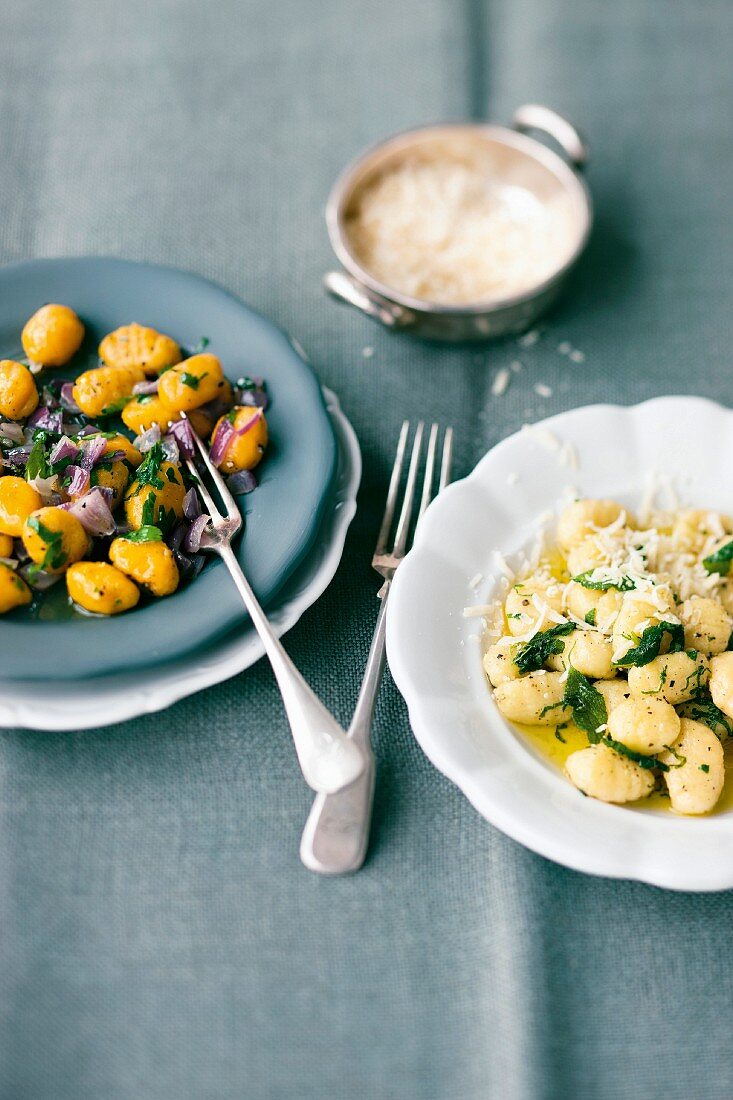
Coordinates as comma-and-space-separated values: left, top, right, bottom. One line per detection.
0, 257, 337, 680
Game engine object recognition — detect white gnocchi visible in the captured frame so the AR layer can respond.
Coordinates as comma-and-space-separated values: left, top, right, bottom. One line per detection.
493, 671, 572, 726
482, 497, 733, 816
658, 719, 724, 815
564, 744, 654, 804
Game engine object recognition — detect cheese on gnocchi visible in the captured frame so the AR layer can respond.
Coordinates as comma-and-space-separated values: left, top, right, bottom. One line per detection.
482, 498, 733, 815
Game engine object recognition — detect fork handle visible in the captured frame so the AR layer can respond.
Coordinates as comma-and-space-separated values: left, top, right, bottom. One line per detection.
299, 588, 389, 873
218, 544, 366, 795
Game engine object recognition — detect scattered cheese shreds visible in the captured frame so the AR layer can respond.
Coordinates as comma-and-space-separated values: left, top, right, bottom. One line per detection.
522, 424, 561, 452
463, 604, 495, 618
534, 383, 553, 398
518, 329, 540, 348
362, 346, 374, 358
469, 572, 483, 589
491, 367, 511, 396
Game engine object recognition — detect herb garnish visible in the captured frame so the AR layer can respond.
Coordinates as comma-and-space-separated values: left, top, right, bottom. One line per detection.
684, 689, 733, 739
703, 541, 733, 575
513, 621, 575, 675
573, 571, 636, 592
584, 609, 596, 626
602, 735, 668, 771
129, 442, 164, 497
613, 621, 685, 668
563, 668, 607, 742
700, 764, 710, 773
25, 435, 50, 480
180, 371, 207, 390
141, 492, 157, 526
26, 516, 66, 576
123, 525, 163, 543
641, 666, 668, 695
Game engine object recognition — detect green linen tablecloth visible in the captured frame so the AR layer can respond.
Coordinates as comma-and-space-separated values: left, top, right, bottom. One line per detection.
1, 1, 733, 1097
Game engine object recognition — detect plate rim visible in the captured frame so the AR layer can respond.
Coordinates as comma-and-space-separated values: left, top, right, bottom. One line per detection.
0, 386, 360, 729
387, 395, 733, 893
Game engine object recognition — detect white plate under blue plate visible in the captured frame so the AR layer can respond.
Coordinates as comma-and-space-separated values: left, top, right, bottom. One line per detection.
387, 396, 733, 892
0, 388, 359, 730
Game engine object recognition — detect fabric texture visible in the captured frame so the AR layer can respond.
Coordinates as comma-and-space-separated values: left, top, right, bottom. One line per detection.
1, 1, 733, 1097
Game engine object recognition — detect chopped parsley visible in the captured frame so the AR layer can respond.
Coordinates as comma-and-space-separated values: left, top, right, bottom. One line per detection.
702, 540, 733, 575
573, 571, 636, 592
140, 492, 157, 527
123, 525, 163, 543
26, 516, 66, 575
562, 668, 607, 743
189, 336, 210, 356
700, 764, 710, 773
25, 435, 50, 480
613, 621, 685, 668
129, 442, 164, 497
513, 621, 575, 675
180, 371, 207, 390
584, 609, 596, 626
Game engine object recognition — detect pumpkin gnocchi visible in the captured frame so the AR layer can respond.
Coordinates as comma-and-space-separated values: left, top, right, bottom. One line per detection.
0, 304, 269, 617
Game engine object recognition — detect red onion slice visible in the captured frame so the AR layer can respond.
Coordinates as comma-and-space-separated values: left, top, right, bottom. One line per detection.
167, 418, 196, 458
0, 421, 25, 444
49, 436, 79, 464
66, 464, 90, 497
4, 446, 32, 467
19, 564, 61, 591
80, 435, 107, 470
28, 407, 64, 433
182, 487, 201, 520
209, 409, 263, 468
133, 424, 161, 453
59, 382, 82, 413
209, 417, 235, 466
226, 469, 257, 494
183, 514, 211, 553
132, 378, 160, 396
161, 437, 179, 464
65, 487, 116, 537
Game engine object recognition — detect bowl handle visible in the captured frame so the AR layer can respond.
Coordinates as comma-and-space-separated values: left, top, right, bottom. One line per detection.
512, 104, 589, 169
323, 271, 414, 329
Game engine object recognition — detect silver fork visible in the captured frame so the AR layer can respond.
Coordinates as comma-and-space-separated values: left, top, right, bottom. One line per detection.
299, 421, 454, 874
181, 422, 367, 795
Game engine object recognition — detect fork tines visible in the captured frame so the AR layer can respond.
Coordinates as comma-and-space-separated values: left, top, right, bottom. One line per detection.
372, 421, 453, 579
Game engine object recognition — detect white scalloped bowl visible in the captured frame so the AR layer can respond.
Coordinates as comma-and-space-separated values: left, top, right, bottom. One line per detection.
386, 397, 733, 892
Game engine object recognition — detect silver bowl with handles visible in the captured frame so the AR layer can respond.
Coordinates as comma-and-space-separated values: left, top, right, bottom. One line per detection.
324, 104, 592, 342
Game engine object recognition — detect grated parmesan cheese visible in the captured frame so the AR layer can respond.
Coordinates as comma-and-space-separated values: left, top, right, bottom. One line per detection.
491, 367, 511, 396
345, 157, 576, 305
